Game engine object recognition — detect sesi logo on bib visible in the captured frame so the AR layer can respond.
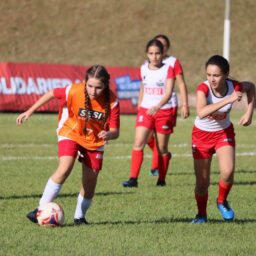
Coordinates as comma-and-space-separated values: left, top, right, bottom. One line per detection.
78, 108, 104, 120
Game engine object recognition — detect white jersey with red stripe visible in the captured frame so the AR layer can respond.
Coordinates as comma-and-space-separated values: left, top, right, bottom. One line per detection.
144, 56, 184, 108
194, 79, 242, 131
140, 63, 174, 109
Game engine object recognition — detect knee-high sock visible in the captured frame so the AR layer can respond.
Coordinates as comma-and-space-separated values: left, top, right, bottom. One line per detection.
217, 179, 233, 204
195, 193, 208, 216
158, 153, 171, 181
130, 150, 143, 178
147, 137, 159, 170
147, 137, 155, 151
74, 193, 92, 219
152, 142, 159, 170
39, 178, 62, 207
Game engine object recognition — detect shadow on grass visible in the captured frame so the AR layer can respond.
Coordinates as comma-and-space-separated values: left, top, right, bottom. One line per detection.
169, 169, 256, 176
211, 181, 256, 186
63, 217, 256, 227
0, 191, 134, 200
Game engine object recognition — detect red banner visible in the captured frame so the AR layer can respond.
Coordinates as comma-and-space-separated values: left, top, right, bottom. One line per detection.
0, 62, 140, 114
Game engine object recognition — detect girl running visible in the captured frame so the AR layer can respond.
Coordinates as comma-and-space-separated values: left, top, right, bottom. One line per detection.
16, 65, 120, 225
191, 55, 255, 224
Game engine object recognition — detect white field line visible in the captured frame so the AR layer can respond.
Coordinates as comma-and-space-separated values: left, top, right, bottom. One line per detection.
0, 144, 53, 148
1, 152, 256, 161
1, 143, 256, 148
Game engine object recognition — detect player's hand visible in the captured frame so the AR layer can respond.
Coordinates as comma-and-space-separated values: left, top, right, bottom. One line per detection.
146, 106, 159, 116
181, 105, 189, 119
98, 130, 110, 141
239, 113, 252, 126
16, 111, 31, 125
230, 90, 242, 103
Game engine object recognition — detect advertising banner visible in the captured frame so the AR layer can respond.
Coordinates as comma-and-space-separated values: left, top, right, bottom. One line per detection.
0, 62, 140, 114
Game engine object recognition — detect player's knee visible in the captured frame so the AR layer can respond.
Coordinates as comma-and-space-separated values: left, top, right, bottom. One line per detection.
196, 181, 209, 194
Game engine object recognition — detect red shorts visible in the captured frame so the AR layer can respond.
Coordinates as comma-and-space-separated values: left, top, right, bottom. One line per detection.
192, 124, 235, 159
58, 140, 104, 171
136, 107, 177, 134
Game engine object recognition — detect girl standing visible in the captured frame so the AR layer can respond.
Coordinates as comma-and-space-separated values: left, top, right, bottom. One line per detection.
16, 65, 120, 225
122, 38, 175, 187
147, 34, 190, 176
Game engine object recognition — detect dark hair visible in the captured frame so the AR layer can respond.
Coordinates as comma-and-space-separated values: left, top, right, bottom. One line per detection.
205, 55, 230, 75
146, 38, 164, 54
154, 34, 171, 49
83, 65, 111, 133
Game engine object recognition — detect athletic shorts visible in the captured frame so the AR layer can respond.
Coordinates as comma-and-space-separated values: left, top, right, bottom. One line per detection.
192, 124, 235, 159
136, 107, 177, 134
58, 139, 104, 171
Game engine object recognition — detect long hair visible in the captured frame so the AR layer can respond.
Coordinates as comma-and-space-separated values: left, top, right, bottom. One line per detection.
83, 65, 111, 134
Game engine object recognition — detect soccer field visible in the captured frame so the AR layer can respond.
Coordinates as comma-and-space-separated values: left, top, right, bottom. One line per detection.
0, 112, 256, 256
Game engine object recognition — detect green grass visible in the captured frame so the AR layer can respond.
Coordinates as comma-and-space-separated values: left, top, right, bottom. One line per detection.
0, 112, 256, 256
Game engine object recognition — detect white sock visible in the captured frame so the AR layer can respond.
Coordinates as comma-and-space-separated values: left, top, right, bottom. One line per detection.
74, 194, 92, 219
39, 178, 62, 207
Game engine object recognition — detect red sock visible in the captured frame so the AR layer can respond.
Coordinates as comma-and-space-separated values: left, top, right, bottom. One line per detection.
217, 179, 233, 204
147, 137, 159, 170
130, 150, 143, 178
147, 137, 155, 151
195, 193, 208, 216
158, 153, 171, 181
152, 142, 159, 170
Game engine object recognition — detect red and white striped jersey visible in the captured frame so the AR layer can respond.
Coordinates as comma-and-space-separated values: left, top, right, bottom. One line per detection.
139, 63, 174, 109
194, 79, 242, 131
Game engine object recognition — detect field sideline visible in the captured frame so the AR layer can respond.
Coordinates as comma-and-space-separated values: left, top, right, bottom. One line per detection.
0, 112, 256, 256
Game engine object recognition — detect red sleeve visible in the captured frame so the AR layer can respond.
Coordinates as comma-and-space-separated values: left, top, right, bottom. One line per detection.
108, 101, 120, 129
173, 59, 183, 76
167, 66, 175, 79
197, 83, 209, 97
53, 88, 66, 100
232, 80, 242, 92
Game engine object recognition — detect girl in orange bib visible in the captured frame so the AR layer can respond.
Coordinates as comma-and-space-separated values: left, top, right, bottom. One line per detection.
16, 65, 120, 225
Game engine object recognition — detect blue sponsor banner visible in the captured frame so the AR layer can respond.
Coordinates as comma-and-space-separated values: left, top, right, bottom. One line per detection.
115, 75, 140, 106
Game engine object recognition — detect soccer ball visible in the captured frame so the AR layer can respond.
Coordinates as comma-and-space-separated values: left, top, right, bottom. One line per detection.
36, 202, 65, 227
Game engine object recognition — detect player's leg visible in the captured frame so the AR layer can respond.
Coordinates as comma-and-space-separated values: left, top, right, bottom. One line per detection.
216, 145, 235, 221
74, 149, 103, 225
154, 108, 174, 185
40, 156, 76, 205
74, 163, 99, 225
191, 157, 211, 224
27, 155, 76, 223
122, 126, 152, 187
147, 131, 159, 176
27, 139, 77, 223
39, 139, 79, 206
155, 132, 171, 186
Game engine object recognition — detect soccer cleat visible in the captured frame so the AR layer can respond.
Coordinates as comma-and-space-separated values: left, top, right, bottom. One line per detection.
150, 169, 159, 176
156, 180, 166, 186
26, 208, 38, 223
191, 214, 208, 224
74, 218, 89, 225
122, 178, 138, 188
217, 200, 235, 221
